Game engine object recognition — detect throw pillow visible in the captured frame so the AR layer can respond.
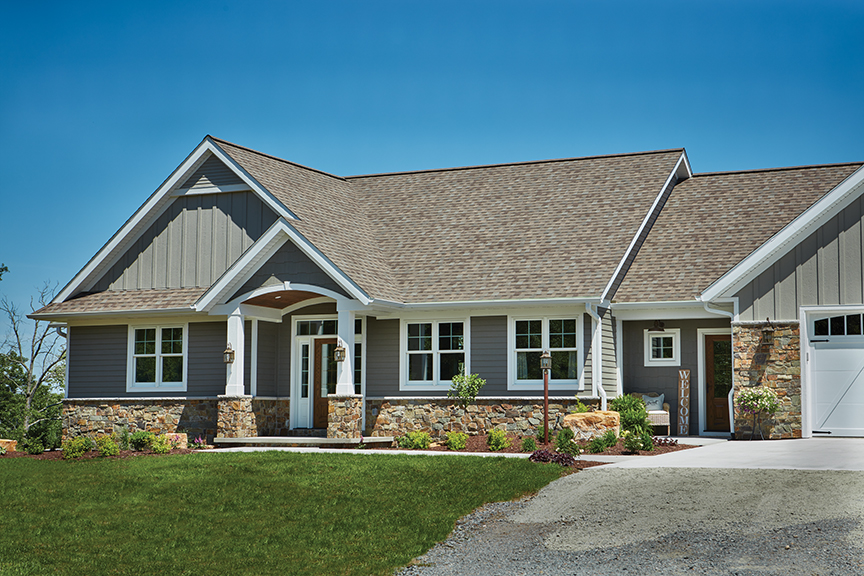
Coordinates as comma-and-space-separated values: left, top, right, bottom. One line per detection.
643, 394, 664, 411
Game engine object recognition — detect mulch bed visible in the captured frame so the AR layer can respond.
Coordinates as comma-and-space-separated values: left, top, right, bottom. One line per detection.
0, 448, 194, 461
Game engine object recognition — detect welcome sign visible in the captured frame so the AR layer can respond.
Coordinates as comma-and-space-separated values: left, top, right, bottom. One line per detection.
678, 369, 691, 436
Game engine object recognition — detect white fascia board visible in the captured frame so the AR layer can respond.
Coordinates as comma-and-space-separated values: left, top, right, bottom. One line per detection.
701, 164, 864, 302
54, 137, 297, 304
600, 152, 690, 303
194, 219, 371, 311
611, 300, 729, 321
370, 297, 600, 319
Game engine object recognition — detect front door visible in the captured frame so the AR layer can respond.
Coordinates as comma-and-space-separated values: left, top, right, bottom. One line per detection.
705, 334, 732, 431
313, 338, 338, 428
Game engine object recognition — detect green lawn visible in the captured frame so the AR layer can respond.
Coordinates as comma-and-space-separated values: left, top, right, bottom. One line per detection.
0, 452, 563, 576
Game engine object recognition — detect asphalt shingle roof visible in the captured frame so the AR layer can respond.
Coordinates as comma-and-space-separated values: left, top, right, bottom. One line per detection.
614, 163, 864, 302
32, 288, 206, 317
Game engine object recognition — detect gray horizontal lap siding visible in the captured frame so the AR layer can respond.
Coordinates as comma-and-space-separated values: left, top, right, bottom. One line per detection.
601, 311, 619, 398
181, 155, 246, 190
68, 322, 226, 398
257, 322, 279, 396
470, 316, 508, 394
737, 195, 864, 321
365, 317, 400, 396
243, 321, 251, 395
622, 318, 730, 434
93, 191, 277, 292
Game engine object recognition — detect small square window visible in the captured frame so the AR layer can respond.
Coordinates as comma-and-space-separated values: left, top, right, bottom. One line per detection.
643, 328, 680, 367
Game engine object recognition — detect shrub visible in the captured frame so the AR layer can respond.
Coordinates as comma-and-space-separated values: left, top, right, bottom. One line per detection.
640, 429, 654, 451
130, 430, 155, 451
445, 431, 468, 451
521, 437, 537, 452
587, 430, 618, 454
95, 435, 120, 457
116, 426, 131, 451
554, 428, 581, 457
572, 399, 590, 413
529, 449, 575, 467
610, 394, 651, 437
397, 431, 431, 450
448, 373, 487, 409
486, 429, 511, 451
536, 425, 554, 445
621, 430, 643, 453
62, 436, 92, 459
23, 438, 45, 455
150, 434, 172, 454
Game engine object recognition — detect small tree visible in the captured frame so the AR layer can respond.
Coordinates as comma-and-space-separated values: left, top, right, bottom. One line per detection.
736, 386, 780, 440
0, 283, 65, 448
448, 373, 487, 410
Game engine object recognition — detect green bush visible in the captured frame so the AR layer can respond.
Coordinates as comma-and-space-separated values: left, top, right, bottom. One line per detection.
572, 399, 590, 413
95, 435, 120, 457
397, 431, 431, 450
536, 425, 554, 444
587, 430, 618, 454
62, 436, 92, 459
150, 434, 172, 454
610, 394, 651, 437
445, 431, 468, 451
486, 429, 511, 451
130, 430, 155, 451
640, 429, 654, 451
521, 437, 537, 453
23, 438, 44, 455
448, 373, 487, 409
116, 426, 130, 451
554, 427, 581, 456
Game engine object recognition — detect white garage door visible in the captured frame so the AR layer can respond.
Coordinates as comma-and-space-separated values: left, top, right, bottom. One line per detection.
810, 312, 864, 437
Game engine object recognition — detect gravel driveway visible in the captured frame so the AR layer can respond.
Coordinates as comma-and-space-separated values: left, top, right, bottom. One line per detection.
397, 467, 864, 575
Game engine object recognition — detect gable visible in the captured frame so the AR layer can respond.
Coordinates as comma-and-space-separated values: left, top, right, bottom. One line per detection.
178, 154, 248, 192
90, 191, 278, 293
736, 194, 864, 320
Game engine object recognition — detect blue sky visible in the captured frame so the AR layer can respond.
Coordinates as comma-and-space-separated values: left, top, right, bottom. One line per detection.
1, 1, 863, 330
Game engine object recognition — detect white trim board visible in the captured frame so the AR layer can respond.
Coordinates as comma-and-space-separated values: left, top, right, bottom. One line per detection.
696, 327, 733, 437
701, 164, 864, 302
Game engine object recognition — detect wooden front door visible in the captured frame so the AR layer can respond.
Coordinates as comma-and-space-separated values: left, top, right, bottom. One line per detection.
313, 338, 338, 429
705, 334, 732, 432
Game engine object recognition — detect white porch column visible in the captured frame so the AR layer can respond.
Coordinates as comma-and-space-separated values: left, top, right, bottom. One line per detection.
335, 307, 355, 396
225, 309, 246, 396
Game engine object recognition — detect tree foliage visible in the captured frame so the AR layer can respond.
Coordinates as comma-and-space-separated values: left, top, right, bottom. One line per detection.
0, 283, 65, 448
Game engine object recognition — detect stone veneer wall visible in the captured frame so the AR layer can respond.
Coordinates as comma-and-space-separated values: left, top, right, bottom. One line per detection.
63, 397, 290, 442
327, 395, 363, 439
732, 321, 801, 439
365, 398, 597, 439
62, 399, 218, 442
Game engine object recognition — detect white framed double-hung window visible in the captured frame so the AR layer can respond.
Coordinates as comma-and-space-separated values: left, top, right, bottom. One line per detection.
400, 319, 469, 390
127, 324, 188, 392
643, 328, 680, 367
508, 315, 582, 390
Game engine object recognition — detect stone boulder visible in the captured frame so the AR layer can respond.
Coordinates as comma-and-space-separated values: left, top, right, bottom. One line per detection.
562, 411, 620, 441
0, 439, 17, 453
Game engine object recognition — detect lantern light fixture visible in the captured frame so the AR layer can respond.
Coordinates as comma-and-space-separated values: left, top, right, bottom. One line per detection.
334, 345, 347, 363
223, 344, 235, 364
539, 350, 552, 372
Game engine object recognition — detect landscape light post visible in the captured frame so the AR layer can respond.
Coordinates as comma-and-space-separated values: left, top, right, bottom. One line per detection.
540, 350, 552, 444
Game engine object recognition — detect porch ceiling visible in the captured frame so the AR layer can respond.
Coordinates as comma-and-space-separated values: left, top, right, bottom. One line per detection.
243, 290, 324, 309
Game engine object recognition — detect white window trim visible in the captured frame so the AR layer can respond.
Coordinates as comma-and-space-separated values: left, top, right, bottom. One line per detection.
126, 323, 189, 392
507, 314, 584, 391
399, 318, 470, 391
643, 328, 681, 367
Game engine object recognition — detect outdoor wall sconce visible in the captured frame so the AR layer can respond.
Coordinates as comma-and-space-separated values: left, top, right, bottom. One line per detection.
762, 317, 775, 334
223, 344, 235, 364
334, 345, 347, 363
649, 320, 665, 332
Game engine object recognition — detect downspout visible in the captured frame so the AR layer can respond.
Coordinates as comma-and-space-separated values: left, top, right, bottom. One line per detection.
585, 304, 607, 410
702, 301, 736, 435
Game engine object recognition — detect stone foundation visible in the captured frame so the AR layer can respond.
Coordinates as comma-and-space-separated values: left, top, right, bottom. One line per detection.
62, 397, 290, 442
733, 321, 801, 439
327, 395, 363, 438
562, 411, 620, 441
62, 399, 219, 442
365, 398, 597, 439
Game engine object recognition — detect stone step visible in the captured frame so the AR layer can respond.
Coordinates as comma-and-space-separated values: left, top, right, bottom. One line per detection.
285, 428, 327, 438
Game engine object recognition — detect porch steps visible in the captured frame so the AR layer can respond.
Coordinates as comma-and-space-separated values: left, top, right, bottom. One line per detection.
285, 428, 327, 438
212, 436, 395, 448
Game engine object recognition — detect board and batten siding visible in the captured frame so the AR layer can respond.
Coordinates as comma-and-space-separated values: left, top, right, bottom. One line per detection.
92, 192, 278, 292
736, 195, 864, 321
231, 240, 349, 300
67, 322, 227, 398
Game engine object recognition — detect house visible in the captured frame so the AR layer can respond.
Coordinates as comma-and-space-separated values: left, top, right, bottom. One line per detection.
32, 137, 864, 442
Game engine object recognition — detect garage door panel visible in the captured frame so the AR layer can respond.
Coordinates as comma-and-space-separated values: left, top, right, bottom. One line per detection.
812, 339, 864, 436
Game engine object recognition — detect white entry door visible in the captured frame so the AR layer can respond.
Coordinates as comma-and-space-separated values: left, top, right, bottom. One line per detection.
810, 311, 864, 437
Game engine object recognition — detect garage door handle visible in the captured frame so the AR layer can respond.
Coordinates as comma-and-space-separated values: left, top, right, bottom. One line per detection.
810, 339, 829, 343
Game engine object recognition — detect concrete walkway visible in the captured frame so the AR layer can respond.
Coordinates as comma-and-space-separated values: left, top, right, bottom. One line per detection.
606, 437, 864, 471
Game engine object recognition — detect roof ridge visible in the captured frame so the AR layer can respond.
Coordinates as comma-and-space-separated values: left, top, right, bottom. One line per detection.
345, 148, 686, 180
208, 135, 349, 182
693, 161, 864, 178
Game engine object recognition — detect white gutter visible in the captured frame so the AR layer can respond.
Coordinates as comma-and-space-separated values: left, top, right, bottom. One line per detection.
585, 303, 607, 410
701, 301, 736, 436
